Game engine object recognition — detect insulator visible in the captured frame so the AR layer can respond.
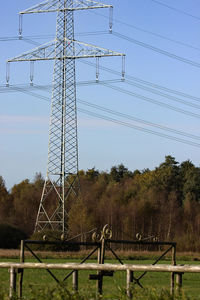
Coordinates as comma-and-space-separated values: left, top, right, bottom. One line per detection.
6, 62, 10, 87
121, 55, 125, 80
19, 14, 23, 39
96, 57, 99, 82
30, 61, 34, 86
109, 7, 113, 33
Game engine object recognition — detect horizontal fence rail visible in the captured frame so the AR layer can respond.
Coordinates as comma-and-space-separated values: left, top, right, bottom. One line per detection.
0, 262, 200, 272
1, 262, 200, 298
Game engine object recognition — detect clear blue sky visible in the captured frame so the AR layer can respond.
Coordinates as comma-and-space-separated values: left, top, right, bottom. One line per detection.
1, 0, 200, 189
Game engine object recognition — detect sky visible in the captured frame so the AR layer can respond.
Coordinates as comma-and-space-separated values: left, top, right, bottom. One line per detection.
1, 0, 200, 189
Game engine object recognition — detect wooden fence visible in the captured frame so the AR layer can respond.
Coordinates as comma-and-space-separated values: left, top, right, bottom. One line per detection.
20, 238, 176, 296
1, 262, 200, 298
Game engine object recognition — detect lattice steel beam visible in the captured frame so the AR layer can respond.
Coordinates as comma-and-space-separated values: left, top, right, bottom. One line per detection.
7, 39, 124, 62
19, 0, 112, 14
7, 0, 125, 236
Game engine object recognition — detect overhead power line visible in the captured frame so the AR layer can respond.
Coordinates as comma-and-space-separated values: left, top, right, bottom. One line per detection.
149, 0, 200, 21
11, 33, 200, 106
81, 60, 200, 103
78, 108, 200, 148
3, 73, 200, 107
112, 31, 200, 69
0, 80, 122, 93
116, 24, 200, 53
2, 80, 200, 119
100, 82, 200, 120
0, 35, 53, 41
2, 80, 200, 113
88, 10, 200, 52
1, 27, 199, 54
124, 80, 200, 110
78, 98, 200, 141
0, 31, 108, 42
2, 6, 199, 55
3, 85, 200, 148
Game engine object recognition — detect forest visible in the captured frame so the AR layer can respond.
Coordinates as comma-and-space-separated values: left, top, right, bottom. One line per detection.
1, 155, 200, 251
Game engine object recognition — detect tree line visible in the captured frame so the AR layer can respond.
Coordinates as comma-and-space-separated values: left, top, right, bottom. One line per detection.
1, 155, 200, 251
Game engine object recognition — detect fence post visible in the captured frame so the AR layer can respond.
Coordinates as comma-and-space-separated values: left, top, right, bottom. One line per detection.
170, 244, 176, 296
18, 240, 25, 298
72, 270, 78, 292
176, 272, 183, 294
96, 238, 106, 297
172, 245, 176, 266
96, 245, 102, 297
9, 267, 17, 298
127, 269, 133, 299
170, 272, 175, 296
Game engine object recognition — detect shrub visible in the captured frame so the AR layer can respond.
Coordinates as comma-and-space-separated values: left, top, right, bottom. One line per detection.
0, 224, 27, 249
29, 231, 80, 252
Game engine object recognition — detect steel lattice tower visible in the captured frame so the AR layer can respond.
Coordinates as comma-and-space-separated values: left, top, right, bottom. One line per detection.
7, 0, 125, 235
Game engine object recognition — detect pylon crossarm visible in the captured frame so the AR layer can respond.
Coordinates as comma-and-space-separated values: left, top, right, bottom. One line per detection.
67, 0, 112, 10
7, 39, 125, 63
67, 39, 125, 58
19, 0, 112, 14
7, 40, 57, 62
20, 0, 60, 14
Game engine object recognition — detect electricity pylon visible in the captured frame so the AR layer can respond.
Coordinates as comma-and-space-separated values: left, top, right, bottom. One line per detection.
7, 0, 125, 236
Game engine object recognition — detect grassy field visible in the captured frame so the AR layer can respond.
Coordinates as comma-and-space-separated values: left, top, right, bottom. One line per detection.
1, 251, 200, 299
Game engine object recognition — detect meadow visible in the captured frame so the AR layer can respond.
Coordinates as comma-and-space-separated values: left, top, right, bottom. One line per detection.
1, 252, 200, 299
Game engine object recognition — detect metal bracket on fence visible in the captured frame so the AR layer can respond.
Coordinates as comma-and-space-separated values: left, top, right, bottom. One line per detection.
89, 270, 114, 280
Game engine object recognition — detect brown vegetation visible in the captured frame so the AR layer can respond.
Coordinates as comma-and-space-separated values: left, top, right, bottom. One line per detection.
1, 156, 200, 251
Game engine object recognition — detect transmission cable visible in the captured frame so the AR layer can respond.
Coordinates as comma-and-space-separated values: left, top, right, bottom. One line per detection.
81, 60, 200, 103
78, 98, 200, 141
0, 80, 122, 93
21, 81, 200, 111
112, 31, 200, 69
0, 35, 53, 42
100, 82, 200, 120
5, 85, 200, 146
117, 24, 200, 53
4, 83, 200, 137
0, 31, 108, 43
4, 31, 200, 71
78, 108, 200, 148
124, 80, 200, 110
3, 80, 200, 120
88, 9, 200, 52
149, 0, 200, 21
9, 35, 200, 105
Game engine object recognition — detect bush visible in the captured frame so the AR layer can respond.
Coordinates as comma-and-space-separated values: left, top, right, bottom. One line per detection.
0, 286, 192, 300
29, 231, 80, 252
0, 224, 27, 249
27, 285, 87, 300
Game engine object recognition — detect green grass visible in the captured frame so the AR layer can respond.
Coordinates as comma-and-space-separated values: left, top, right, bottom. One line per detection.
1, 257, 200, 299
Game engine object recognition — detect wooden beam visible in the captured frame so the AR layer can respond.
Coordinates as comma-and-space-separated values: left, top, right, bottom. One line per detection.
127, 270, 133, 299
1, 262, 200, 273
9, 267, 17, 298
